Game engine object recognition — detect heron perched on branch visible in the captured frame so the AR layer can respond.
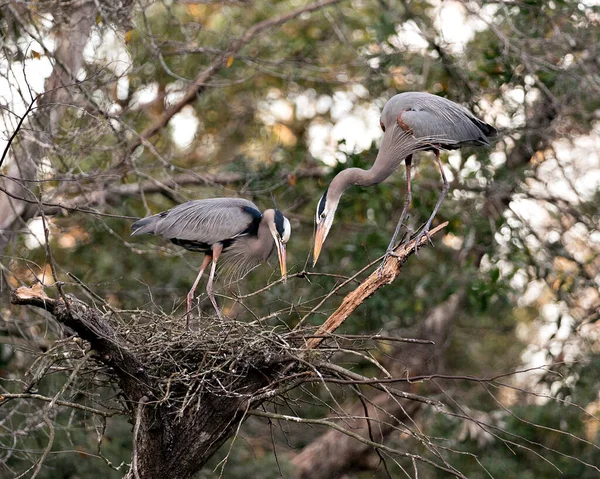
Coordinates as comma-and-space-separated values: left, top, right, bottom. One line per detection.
131, 198, 291, 324
313, 91, 496, 266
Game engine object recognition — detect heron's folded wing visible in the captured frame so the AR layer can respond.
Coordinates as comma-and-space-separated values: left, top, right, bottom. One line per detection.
152, 198, 262, 244
400, 107, 489, 146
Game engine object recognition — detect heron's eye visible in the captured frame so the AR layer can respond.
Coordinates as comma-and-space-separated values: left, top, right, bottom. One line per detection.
320, 212, 326, 219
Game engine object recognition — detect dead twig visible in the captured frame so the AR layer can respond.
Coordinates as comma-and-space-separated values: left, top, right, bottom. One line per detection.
248, 409, 467, 479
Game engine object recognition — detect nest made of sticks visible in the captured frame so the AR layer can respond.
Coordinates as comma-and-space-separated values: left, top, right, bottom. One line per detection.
109, 310, 310, 412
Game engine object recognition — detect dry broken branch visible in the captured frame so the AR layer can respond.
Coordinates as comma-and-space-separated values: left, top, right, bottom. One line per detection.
305, 222, 449, 349
58, 167, 325, 208
292, 290, 467, 478
11, 285, 151, 401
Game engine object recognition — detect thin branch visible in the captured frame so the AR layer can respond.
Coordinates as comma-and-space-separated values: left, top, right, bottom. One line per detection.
30, 411, 54, 479
10, 286, 151, 401
131, 396, 148, 479
286, 333, 434, 344
58, 167, 325, 208
0, 181, 138, 219
315, 362, 442, 407
248, 409, 467, 479
0, 94, 39, 169
0, 393, 120, 417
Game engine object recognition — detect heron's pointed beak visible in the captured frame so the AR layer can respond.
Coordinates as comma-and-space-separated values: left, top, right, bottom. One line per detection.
313, 223, 327, 267
276, 240, 287, 282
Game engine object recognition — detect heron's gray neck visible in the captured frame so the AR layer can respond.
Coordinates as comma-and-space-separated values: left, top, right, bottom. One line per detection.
252, 217, 276, 261
327, 127, 420, 205
226, 219, 274, 274
329, 165, 394, 201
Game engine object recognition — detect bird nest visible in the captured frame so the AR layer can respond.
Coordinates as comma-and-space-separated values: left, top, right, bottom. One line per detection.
109, 311, 309, 412
10, 284, 438, 427
11, 285, 321, 416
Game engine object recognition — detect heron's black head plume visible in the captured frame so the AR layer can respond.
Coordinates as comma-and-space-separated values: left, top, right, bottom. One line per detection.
271, 192, 279, 210
317, 187, 328, 221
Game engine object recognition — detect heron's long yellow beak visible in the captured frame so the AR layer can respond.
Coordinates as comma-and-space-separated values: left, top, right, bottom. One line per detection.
276, 241, 287, 282
313, 223, 327, 267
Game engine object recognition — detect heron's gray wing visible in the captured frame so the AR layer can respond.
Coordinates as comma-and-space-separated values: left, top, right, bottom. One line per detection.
401, 104, 489, 146
132, 198, 262, 244
386, 92, 496, 146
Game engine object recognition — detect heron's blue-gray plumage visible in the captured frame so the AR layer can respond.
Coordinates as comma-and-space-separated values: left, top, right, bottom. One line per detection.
132, 198, 291, 320
131, 198, 261, 245
322, 92, 497, 201
313, 91, 496, 265
380, 92, 496, 148
131, 198, 289, 278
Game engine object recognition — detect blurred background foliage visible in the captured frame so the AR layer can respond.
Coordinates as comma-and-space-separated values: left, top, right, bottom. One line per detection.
1, 0, 599, 477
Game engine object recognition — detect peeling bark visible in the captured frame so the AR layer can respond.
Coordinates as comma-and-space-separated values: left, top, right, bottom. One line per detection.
305, 222, 448, 349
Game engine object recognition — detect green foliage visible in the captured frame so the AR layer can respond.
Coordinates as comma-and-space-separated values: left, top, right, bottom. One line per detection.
3, 0, 599, 477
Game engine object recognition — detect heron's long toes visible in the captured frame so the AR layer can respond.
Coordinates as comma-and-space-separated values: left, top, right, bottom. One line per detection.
413, 233, 425, 256
413, 228, 434, 257
377, 261, 385, 279
425, 231, 434, 246
378, 248, 394, 277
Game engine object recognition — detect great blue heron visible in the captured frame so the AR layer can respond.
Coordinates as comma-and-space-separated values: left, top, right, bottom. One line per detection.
131, 198, 291, 323
313, 91, 496, 266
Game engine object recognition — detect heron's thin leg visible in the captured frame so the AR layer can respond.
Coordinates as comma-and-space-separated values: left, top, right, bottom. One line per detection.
186, 254, 212, 328
379, 155, 412, 275
414, 149, 449, 250
388, 155, 413, 252
206, 243, 224, 320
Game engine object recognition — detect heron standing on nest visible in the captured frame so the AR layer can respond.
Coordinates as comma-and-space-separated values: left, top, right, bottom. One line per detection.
313, 91, 496, 266
132, 198, 291, 324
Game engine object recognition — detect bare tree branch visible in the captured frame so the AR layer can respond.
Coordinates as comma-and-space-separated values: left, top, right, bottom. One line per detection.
251, 409, 467, 479
305, 222, 448, 349
11, 285, 151, 401
116, 0, 348, 168
0, 393, 121, 417
58, 167, 325, 208
0, 1, 104, 249
292, 290, 466, 478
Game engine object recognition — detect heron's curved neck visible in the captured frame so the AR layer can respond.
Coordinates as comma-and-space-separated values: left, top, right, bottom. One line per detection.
350, 165, 393, 186
327, 128, 418, 208
330, 164, 394, 198
250, 217, 275, 260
